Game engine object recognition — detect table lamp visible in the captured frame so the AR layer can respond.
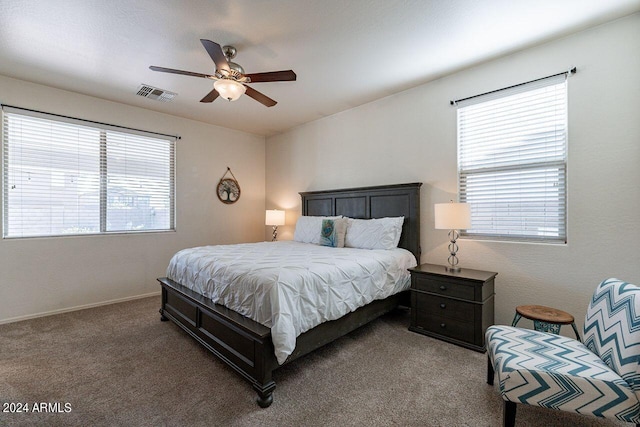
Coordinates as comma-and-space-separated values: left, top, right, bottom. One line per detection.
265, 210, 285, 241
434, 202, 471, 272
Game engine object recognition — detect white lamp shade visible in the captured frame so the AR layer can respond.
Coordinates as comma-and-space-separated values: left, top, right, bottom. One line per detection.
214, 79, 246, 101
434, 203, 471, 230
265, 209, 285, 226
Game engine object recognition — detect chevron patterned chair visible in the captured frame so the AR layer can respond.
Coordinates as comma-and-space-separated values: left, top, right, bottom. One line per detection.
486, 278, 640, 427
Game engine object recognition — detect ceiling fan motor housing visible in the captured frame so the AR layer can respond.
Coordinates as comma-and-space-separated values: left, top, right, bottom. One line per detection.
222, 45, 244, 76
227, 61, 245, 77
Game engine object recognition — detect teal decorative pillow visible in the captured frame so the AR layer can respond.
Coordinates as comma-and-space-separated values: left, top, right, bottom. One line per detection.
293, 216, 342, 244
320, 218, 347, 247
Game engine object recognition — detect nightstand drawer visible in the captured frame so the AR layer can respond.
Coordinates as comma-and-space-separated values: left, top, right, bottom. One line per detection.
412, 276, 474, 300
413, 293, 475, 322
415, 313, 475, 343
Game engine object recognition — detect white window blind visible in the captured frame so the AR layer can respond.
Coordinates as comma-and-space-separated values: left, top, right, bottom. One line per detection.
2, 107, 176, 238
456, 74, 567, 243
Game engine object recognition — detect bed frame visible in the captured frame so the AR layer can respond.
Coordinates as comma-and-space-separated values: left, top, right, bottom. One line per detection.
158, 182, 422, 407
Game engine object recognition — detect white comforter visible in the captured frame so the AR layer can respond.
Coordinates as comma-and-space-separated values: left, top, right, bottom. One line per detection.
166, 241, 416, 364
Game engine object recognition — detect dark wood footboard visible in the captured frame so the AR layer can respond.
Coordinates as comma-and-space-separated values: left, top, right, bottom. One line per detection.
158, 277, 278, 407
159, 277, 408, 407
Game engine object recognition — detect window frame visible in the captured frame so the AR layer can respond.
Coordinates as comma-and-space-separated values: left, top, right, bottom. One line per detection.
1, 106, 176, 239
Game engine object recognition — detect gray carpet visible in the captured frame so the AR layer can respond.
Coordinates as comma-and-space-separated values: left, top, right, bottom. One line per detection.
0, 296, 631, 427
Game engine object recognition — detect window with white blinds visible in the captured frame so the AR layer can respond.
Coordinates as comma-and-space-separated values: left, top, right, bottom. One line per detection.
456, 74, 567, 243
2, 107, 176, 238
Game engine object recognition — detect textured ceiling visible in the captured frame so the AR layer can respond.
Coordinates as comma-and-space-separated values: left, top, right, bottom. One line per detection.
1, 0, 639, 137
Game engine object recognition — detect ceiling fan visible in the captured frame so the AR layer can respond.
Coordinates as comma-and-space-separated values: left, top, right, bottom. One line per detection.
149, 39, 296, 107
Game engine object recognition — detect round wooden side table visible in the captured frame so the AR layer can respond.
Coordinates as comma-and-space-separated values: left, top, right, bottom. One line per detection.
512, 305, 581, 341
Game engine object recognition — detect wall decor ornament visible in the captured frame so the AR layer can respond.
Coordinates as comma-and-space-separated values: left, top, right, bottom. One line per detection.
217, 167, 241, 204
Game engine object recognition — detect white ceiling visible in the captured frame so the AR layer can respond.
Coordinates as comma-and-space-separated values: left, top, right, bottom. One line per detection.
1, 1, 639, 137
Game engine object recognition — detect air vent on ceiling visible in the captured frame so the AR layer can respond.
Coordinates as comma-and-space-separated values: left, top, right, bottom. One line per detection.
136, 84, 177, 102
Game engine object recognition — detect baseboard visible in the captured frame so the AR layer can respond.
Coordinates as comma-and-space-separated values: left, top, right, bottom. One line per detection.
0, 291, 161, 325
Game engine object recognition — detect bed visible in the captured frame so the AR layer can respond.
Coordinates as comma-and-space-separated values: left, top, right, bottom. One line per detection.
157, 182, 422, 407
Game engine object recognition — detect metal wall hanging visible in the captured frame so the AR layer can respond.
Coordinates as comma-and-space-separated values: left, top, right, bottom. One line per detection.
217, 167, 241, 204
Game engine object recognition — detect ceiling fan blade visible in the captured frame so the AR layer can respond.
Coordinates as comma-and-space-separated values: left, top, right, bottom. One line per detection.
244, 85, 277, 107
245, 70, 297, 83
149, 66, 213, 79
200, 39, 230, 72
200, 88, 219, 103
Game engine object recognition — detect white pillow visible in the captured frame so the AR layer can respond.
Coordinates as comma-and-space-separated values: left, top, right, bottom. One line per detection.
293, 216, 342, 245
344, 217, 404, 250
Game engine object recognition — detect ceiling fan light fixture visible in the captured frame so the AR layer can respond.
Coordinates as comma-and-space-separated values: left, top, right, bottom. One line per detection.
214, 79, 246, 101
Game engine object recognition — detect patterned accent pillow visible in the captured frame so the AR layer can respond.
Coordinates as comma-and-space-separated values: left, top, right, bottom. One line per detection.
319, 218, 347, 248
293, 216, 342, 245
344, 217, 404, 250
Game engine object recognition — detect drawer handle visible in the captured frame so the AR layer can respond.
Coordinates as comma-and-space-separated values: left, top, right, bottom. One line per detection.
440, 323, 446, 328
439, 285, 447, 291
440, 303, 446, 309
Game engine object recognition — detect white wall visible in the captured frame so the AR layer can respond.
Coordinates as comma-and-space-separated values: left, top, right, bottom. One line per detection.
266, 14, 640, 331
0, 75, 265, 323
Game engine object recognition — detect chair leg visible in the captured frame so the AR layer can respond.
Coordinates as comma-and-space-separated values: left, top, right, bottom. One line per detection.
503, 401, 516, 427
487, 356, 494, 385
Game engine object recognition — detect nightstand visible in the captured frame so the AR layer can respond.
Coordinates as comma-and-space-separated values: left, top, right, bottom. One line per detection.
409, 263, 497, 352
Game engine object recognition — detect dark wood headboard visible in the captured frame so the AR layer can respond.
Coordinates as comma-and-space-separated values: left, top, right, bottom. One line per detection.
299, 182, 422, 262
